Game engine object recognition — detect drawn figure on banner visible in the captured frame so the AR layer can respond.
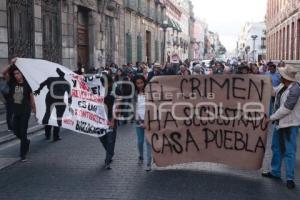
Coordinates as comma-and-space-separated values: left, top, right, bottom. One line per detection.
33, 68, 72, 126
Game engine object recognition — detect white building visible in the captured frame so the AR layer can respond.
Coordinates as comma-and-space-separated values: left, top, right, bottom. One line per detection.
177, 0, 191, 61
191, 18, 207, 60
237, 22, 267, 62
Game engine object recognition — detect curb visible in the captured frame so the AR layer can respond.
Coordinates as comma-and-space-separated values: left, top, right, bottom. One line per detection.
0, 125, 44, 145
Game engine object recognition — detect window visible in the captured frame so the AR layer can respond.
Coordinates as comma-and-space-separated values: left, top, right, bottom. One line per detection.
42, 0, 62, 63
286, 25, 290, 59
155, 40, 159, 61
137, 35, 143, 62
126, 33, 132, 63
7, 0, 34, 58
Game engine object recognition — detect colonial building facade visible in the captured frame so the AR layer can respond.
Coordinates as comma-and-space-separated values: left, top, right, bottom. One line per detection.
121, 0, 165, 65
0, 0, 168, 70
266, 0, 300, 67
0, 0, 201, 71
164, 0, 196, 63
237, 22, 267, 62
0, 0, 122, 71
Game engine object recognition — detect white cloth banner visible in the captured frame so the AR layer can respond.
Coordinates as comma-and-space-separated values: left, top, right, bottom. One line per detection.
15, 58, 108, 137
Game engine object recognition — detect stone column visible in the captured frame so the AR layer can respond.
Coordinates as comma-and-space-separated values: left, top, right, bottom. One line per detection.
118, 4, 126, 65
0, 0, 8, 69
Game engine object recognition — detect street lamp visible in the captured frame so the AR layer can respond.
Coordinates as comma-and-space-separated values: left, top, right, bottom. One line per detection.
245, 46, 250, 62
251, 35, 258, 62
161, 20, 168, 64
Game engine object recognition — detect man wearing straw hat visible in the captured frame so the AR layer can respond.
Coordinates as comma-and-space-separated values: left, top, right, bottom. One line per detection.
262, 65, 300, 189
147, 63, 162, 82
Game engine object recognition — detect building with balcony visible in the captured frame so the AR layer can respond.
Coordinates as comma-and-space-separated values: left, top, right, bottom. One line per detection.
164, 0, 197, 63
266, 0, 300, 68
0, 0, 168, 71
237, 22, 267, 62
0, 0, 208, 70
0, 0, 125, 71
121, 0, 165, 65
191, 18, 207, 60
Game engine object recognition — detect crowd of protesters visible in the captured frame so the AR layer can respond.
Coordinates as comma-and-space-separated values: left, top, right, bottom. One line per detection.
1, 57, 300, 189
74, 58, 300, 188
88, 59, 285, 80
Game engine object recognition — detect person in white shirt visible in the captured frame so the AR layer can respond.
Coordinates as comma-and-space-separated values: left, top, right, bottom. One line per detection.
133, 75, 152, 171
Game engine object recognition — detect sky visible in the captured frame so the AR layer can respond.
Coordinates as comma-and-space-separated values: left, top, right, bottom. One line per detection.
191, 0, 267, 52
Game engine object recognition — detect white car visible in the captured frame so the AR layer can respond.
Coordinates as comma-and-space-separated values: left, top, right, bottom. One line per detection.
201, 60, 211, 67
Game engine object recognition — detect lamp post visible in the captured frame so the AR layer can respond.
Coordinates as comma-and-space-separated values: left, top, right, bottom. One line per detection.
251, 35, 258, 62
162, 20, 168, 64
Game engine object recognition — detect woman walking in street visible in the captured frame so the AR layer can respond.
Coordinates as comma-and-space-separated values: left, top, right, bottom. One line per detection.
133, 75, 152, 171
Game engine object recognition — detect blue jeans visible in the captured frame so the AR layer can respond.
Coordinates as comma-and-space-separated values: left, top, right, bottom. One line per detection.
271, 126, 299, 180
136, 126, 152, 166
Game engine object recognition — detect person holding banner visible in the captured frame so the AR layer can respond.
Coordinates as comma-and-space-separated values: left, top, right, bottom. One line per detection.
99, 74, 117, 170
2, 59, 36, 162
133, 75, 152, 171
262, 65, 300, 189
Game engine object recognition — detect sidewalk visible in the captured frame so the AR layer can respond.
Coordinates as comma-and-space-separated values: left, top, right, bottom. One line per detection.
0, 124, 299, 200
0, 114, 44, 144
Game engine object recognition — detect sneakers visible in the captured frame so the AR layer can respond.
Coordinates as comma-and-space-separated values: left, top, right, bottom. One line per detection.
287, 180, 296, 189
145, 165, 151, 172
262, 172, 296, 189
261, 172, 281, 180
45, 134, 50, 140
53, 137, 62, 142
26, 140, 30, 154
138, 156, 143, 165
20, 156, 27, 162
105, 163, 111, 170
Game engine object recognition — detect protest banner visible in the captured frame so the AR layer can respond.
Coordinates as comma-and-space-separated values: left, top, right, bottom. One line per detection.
15, 58, 108, 137
145, 75, 272, 170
